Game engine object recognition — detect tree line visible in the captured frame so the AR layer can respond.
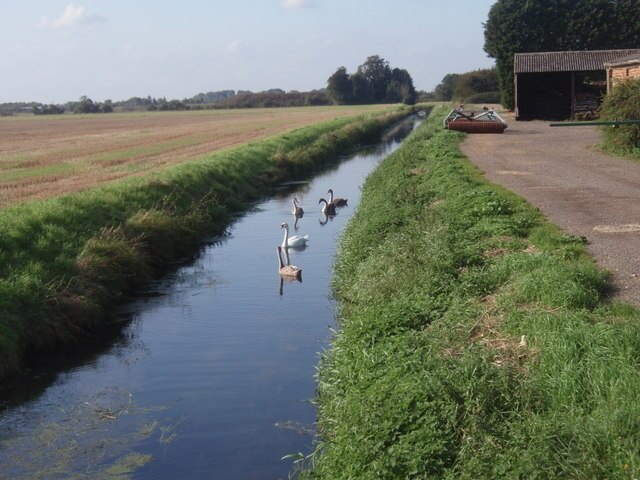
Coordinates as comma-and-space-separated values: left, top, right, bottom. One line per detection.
484, 0, 640, 109
1, 90, 332, 115
1, 55, 418, 115
419, 68, 499, 104
326, 55, 417, 105
213, 90, 330, 108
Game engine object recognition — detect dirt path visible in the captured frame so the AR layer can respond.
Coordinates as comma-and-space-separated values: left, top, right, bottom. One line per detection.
460, 115, 640, 306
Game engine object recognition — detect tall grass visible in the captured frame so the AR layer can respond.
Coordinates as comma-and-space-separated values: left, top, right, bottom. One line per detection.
303, 107, 640, 479
0, 107, 412, 378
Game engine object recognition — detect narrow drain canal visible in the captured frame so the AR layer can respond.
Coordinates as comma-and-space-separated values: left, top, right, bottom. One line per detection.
0, 116, 421, 480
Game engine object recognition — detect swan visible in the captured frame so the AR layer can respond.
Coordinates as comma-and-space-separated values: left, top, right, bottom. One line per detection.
277, 246, 302, 279
318, 198, 336, 215
327, 189, 348, 207
281, 222, 308, 248
291, 197, 304, 217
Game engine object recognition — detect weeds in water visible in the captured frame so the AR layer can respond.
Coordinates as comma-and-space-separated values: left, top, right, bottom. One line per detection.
0, 387, 166, 479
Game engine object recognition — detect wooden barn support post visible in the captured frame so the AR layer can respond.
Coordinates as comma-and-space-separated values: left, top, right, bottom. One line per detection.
514, 71, 519, 119
571, 72, 576, 117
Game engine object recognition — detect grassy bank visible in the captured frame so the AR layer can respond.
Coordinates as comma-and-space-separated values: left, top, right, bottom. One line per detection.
305, 107, 640, 478
0, 107, 412, 378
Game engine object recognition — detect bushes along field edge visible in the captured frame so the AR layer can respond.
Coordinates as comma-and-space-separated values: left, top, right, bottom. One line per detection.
599, 77, 640, 157
0, 106, 417, 378
302, 107, 640, 479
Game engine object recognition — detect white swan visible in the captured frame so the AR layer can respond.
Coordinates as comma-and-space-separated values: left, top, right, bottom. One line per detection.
291, 197, 304, 217
318, 198, 336, 215
277, 246, 302, 279
327, 189, 348, 207
281, 222, 308, 248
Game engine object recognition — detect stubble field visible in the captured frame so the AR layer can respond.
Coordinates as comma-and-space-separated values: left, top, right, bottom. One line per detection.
0, 105, 391, 207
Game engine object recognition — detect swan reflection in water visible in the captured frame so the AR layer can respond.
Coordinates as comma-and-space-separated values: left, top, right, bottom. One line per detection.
319, 211, 336, 226
278, 275, 302, 295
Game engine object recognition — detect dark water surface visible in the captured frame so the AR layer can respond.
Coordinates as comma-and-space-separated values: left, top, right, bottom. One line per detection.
0, 117, 420, 480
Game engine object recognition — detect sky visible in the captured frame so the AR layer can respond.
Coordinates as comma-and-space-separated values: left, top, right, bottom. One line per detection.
0, 0, 497, 104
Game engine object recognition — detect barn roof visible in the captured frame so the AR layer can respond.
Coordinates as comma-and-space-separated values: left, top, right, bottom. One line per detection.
604, 52, 640, 67
514, 49, 640, 74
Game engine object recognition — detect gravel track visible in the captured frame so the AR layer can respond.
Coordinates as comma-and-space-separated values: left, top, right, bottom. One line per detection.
460, 115, 640, 306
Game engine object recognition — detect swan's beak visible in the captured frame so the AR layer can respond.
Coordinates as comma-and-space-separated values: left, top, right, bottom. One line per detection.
280, 223, 285, 228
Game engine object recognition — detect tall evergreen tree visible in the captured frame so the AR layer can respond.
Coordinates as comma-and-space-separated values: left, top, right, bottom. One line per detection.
389, 68, 417, 104
327, 66, 353, 104
357, 55, 392, 102
484, 0, 640, 108
351, 72, 375, 104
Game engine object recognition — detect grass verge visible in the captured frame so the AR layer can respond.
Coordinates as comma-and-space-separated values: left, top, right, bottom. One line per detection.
0, 106, 413, 378
303, 107, 640, 479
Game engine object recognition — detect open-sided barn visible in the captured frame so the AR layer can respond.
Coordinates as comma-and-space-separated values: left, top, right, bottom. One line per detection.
514, 49, 640, 120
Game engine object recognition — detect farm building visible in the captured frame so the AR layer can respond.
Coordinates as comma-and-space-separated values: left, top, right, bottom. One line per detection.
605, 52, 640, 92
514, 49, 640, 120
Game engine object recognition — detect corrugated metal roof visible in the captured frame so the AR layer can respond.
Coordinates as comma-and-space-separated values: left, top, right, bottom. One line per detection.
604, 52, 640, 67
514, 49, 640, 73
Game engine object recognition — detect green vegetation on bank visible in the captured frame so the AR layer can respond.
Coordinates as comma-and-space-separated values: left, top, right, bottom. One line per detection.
303, 107, 640, 478
599, 77, 640, 157
0, 106, 411, 378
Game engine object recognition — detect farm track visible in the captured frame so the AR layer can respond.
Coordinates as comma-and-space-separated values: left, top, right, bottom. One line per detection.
0, 106, 389, 206
461, 114, 640, 305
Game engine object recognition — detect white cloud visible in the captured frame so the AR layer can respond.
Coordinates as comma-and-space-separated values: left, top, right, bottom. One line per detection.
39, 4, 107, 30
227, 40, 243, 52
280, 0, 316, 10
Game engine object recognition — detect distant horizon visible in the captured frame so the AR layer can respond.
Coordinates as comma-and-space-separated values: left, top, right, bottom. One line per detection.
0, 1, 496, 104
1, 86, 330, 106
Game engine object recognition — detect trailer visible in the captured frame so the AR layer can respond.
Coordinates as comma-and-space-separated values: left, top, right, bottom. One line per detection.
444, 105, 508, 134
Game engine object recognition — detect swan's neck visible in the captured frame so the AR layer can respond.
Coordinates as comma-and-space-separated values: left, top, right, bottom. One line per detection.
328, 190, 334, 203
277, 247, 284, 269
282, 225, 289, 246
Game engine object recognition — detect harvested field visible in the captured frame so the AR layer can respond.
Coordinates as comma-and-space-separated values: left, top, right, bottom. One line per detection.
0, 105, 392, 207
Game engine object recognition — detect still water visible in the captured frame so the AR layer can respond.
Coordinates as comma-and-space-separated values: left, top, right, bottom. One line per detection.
0, 117, 420, 480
